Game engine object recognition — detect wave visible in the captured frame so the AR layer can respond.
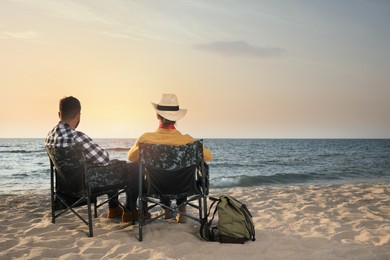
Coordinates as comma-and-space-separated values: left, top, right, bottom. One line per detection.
105, 147, 129, 152
211, 162, 266, 168
210, 173, 340, 188
0, 149, 44, 154
7, 173, 29, 179
317, 153, 344, 158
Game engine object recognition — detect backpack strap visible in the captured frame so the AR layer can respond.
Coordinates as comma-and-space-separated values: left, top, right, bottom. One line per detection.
199, 196, 220, 241
242, 203, 256, 241
208, 197, 220, 224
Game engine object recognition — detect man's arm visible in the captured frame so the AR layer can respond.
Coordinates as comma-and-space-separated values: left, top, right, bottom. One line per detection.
75, 131, 110, 165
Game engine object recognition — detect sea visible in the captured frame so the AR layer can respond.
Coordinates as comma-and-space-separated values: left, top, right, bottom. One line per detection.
1, 138, 390, 194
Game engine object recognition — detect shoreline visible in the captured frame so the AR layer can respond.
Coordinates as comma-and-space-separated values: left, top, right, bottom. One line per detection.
3, 179, 390, 196
1, 182, 389, 259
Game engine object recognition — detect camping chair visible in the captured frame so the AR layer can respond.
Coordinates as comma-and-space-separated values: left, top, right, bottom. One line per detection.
137, 140, 209, 241
45, 143, 133, 237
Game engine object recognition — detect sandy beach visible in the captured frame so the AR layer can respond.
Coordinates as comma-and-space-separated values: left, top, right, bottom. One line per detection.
1, 183, 389, 260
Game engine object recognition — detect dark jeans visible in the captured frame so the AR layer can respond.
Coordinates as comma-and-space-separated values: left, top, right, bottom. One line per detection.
88, 160, 140, 211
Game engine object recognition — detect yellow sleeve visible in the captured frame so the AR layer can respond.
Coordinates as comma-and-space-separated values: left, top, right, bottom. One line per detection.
203, 146, 213, 162
127, 141, 140, 162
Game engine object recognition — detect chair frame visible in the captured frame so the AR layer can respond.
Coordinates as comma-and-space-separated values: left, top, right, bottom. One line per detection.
46, 144, 131, 237
137, 140, 209, 241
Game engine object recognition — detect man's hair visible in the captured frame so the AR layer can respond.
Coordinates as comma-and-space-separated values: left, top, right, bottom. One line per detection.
157, 114, 176, 128
59, 96, 81, 120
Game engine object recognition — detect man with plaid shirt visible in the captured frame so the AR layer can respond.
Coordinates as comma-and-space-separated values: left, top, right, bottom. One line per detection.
45, 96, 141, 222
45, 122, 111, 165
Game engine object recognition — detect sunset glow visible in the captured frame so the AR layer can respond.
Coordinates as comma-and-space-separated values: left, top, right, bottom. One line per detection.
1, 0, 389, 138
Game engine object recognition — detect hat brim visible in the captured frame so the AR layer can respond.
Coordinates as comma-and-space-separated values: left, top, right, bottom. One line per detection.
151, 103, 187, 121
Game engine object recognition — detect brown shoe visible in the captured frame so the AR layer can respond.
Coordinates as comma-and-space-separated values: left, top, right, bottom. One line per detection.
162, 208, 174, 219
122, 209, 151, 223
122, 209, 138, 223
107, 206, 123, 219
176, 205, 187, 223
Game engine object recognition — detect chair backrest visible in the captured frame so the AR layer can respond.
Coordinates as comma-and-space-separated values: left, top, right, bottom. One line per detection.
139, 140, 204, 198
45, 144, 86, 197
139, 140, 204, 170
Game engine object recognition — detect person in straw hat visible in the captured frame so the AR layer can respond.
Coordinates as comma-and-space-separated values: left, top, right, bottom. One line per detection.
128, 93, 212, 223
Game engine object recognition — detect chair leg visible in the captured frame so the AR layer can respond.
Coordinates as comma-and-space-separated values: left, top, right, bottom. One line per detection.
203, 196, 208, 220
94, 200, 97, 218
87, 196, 93, 237
50, 163, 56, 224
129, 193, 137, 226
51, 194, 56, 224
138, 164, 143, 241
198, 198, 202, 220
139, 225, 143, 242
138, 197, 143, 241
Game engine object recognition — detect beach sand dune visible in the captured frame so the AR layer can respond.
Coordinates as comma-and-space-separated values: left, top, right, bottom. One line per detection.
1, 183, 389, 259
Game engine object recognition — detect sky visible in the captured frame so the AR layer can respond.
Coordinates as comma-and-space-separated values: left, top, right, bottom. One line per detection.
0, 0, 389, 139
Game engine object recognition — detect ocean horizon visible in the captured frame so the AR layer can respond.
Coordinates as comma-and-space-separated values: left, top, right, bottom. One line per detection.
1, 138, 390, 194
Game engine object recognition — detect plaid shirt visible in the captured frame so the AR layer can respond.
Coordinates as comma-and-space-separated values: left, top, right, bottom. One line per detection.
45, 122, 110, 165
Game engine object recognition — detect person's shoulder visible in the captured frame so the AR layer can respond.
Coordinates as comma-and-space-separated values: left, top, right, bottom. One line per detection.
179, 134, 197, 145
75, 130, 93, 142
135, 132, 155, 143
45, 125, 57, 138
182, 133, 196, 140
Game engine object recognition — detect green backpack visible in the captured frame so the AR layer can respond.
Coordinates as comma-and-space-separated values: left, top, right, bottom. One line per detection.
200, 195, 256, 244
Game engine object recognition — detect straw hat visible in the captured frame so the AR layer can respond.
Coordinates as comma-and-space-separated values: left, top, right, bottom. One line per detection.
152, 93, 187, 121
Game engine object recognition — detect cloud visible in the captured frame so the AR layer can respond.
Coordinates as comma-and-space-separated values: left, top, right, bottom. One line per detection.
12, 0, 121, 26
193, 41, 284, 58
1, 30, 39, 40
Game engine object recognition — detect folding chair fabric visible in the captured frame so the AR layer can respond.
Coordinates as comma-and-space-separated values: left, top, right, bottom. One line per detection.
46, 144, 130, 237
137, 140, 208, 241
139, 141, 203, 170
146, 166, 198, 199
